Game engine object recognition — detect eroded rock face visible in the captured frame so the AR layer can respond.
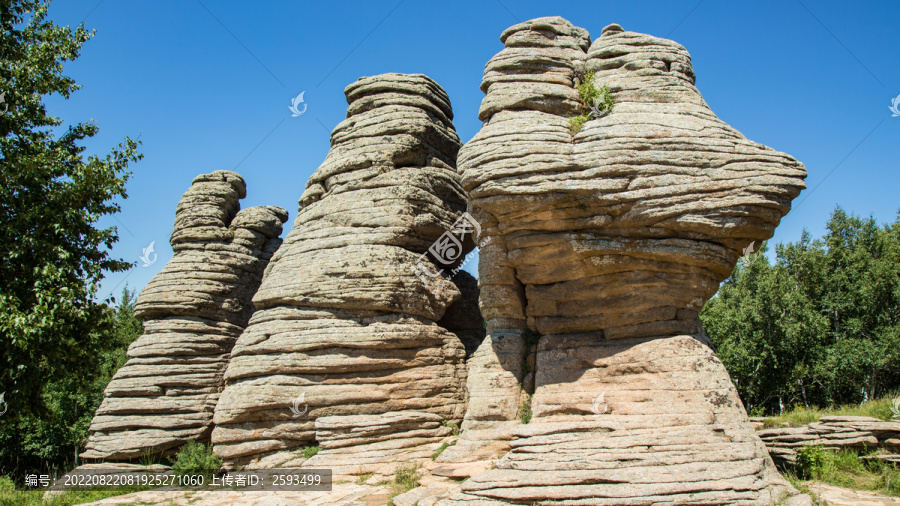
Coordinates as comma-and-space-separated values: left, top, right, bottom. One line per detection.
442, 17, 809, 505
211, 73, 477, 471
82, 171, 287, 460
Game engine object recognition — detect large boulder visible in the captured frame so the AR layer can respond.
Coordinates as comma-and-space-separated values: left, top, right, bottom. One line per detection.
440, 17, 810, 505
82, 171, 287, 460
211, 74, 481, 472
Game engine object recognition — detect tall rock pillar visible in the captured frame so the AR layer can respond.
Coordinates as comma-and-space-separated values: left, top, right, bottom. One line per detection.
82, 171, 287, 460
444, 18, 811, 505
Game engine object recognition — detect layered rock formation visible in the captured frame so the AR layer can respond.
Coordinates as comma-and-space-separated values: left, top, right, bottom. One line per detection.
211, 73, 478, 472
82, 171, 287, 460
440, 17, 810, 505
758, 416, 900, 464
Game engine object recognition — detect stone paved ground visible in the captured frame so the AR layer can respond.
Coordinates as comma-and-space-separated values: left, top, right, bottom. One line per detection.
807, 482, 900, 506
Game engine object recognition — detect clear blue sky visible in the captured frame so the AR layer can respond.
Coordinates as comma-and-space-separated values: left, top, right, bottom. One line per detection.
41, 0, 899, 301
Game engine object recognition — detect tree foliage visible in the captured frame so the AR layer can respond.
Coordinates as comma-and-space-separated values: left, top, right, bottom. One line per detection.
0, 288, 142, 480
0, 0, 142, 417
702, 208, 900, 414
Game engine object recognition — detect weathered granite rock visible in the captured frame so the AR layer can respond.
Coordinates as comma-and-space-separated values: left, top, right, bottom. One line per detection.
211, 74, 477, 471
82, 171, 287, 460
442, 17, 809, 505
758, 416, 900, 464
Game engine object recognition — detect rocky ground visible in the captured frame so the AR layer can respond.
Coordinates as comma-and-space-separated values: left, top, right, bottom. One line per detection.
77, 480, 900, 506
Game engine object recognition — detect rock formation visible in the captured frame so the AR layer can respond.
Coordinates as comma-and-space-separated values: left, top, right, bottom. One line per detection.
211, 73, 480, 473
82, 171, 287, 460
758, 416, 900, 465
439, 17, 810, 505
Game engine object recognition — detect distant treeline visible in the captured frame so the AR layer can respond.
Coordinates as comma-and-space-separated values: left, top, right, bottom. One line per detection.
701, 208, 900, 415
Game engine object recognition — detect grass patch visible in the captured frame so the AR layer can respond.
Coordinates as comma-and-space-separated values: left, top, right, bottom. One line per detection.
760, 397, 896, 428
0, 476, 148, 505
355, 472, 374, 485
431, 440, 456, 460
793, 446, 900, 497
387, 463, 421, 503
302, 445, 321, 459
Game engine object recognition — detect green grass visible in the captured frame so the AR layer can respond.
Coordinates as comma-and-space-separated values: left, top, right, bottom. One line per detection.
760, 396, 896, 428
355, 472, 374, 485
302, 445, 321, 459
170, 441, 222, 480
431, 440, 456, 460
386, 463, 421, 504
791, 446, 900, 497
0, 476, 147, 506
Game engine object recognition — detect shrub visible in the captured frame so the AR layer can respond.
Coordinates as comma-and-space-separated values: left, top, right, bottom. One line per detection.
170, 441, 222, 478
568, 71, 615, 134
796, 445, 826, 479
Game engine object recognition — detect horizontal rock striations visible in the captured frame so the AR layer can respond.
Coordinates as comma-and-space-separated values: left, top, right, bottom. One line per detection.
211, 73, 477, 471
758, 416, 900, 465
443, 17, 809, 505
82, 171, 287, 460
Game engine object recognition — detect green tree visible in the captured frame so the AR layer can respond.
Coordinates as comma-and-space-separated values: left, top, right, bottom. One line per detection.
702, 208, 900, 414
0, 287, 143, 480
0, 0, 142, 417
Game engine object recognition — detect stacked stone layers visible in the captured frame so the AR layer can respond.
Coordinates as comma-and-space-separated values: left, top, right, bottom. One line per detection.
83, 171, 287, 460
445, 336, 798, 505
445, 17, 809, 505
758, 416, 900, 464
212, 74, 475, 469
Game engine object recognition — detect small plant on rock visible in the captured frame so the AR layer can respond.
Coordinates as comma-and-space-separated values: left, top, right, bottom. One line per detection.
519, 396, 533, 424
522, 328, 541, 347
392, 463, 422, 496
442, 420, 460, 436
302, 445, 321, 459
568, 70, 614, 135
